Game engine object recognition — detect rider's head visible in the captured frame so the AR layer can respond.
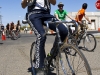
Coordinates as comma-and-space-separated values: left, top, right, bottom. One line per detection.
58, 2, 64, 10
82, 3, 88, 9
11, 22, 14, 25
17, 20, 20, 24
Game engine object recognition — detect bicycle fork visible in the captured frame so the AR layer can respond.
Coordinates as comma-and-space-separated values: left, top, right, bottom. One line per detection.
58, 50, 75, 75
65, 51, 75, 75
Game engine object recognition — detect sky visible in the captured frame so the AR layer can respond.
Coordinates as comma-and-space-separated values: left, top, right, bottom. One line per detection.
0, 0, 98, 26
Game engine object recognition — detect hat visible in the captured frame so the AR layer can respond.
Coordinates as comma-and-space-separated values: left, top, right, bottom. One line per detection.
58, 2, 64, 6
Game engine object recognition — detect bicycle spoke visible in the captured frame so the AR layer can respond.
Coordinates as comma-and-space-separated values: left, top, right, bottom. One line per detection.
56, 44, 92, 75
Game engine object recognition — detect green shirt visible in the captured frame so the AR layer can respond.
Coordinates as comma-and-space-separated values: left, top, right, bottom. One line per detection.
55, 9, 68, 20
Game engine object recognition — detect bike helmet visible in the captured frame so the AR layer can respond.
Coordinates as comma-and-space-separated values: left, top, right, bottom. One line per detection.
82, 3, 88, 9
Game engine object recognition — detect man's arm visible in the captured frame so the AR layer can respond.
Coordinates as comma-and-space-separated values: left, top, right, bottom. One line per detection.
54, 14, 61, 21
48, 0, 56, 5
66, 15, 74, 20
84, 15, 91, 23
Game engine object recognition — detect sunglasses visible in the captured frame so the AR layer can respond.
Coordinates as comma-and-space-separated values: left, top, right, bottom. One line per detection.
58, 5, 63, 7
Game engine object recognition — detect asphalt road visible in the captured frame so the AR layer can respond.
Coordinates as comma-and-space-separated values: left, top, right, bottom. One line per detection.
0, 33, 100, 75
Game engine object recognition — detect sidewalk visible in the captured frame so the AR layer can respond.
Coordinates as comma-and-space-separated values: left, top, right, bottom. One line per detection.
87, 30, 100, 38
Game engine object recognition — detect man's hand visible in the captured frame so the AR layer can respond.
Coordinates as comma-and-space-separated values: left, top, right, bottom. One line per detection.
21, 0, 34, 8
21, 0, 27, 8
78, 21, 82, 25
88, 20, 91, 24
48, 0, 56, 5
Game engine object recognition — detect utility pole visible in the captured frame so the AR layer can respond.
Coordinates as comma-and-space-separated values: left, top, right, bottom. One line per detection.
0, 7, 2, 25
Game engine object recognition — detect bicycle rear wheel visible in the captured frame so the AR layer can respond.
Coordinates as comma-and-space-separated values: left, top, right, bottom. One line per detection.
83, 33, 97, 51
11, 31, 18, 40
55, 44, 92, 75
30, 41, 36, 75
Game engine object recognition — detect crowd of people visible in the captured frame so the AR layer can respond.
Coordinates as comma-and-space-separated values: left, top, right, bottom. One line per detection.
5, 20, 21, 37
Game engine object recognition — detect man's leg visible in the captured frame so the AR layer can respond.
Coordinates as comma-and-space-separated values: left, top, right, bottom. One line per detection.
28, 14, 46, 68
46, 18, 68, 56
76, 24, 81, 39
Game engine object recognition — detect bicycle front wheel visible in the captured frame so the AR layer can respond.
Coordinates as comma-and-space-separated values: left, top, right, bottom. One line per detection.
55, 44, 92, 75
30, 41, 36, 75
83, 33, 97, 52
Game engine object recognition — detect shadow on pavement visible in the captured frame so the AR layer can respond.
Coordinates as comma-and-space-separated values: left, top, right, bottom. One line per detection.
27, 67, 56, 75
78, 46, 86, 51
0, 42, 3, 45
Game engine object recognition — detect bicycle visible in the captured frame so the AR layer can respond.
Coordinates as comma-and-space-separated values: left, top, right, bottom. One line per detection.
10, 30, 19, 40
71, 23, 97, 52
22, 20, 92, 75
16, 30, 21, 38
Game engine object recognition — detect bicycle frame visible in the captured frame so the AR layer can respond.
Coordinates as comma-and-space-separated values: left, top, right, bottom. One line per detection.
77, 24, 88, 44
44, 21, 63, 69
44, 20, 77, 74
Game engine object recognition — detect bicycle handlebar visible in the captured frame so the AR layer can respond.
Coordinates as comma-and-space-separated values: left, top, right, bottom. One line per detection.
44, 20, 78, 34
22, 20, 28, 24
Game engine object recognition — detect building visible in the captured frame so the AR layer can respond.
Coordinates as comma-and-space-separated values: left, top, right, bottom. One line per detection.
66, 12, 100, 30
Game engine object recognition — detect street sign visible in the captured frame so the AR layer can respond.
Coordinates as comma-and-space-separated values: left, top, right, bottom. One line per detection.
95, 0, 100, 10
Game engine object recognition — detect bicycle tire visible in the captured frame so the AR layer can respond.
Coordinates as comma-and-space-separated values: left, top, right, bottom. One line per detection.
56, 44, 92, 75
30, 41, 36, 75
83, 33, 97, 52
11, 31, 18, 40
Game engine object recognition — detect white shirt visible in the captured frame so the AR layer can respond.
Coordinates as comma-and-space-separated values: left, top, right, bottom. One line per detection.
27, 0, 45, 9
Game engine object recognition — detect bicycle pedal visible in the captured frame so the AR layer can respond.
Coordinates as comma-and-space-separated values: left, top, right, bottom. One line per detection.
50, 62, 56, 68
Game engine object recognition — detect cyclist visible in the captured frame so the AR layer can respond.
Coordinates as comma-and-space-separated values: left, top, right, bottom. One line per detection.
54, 2, 74, 34
0, 24, 4, 31
75, 3, 91, 39
9, 22, 15, 36
6, 23, 10, 31
21, 0, 69, 74
6, 23, 10, 37
0, 24, 4, 36
54, 2, 73, 21
16, 20, 21, 32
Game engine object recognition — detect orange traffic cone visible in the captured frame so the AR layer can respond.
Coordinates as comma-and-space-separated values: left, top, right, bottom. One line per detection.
2, 31, 6, 41
98, 28, 100, 32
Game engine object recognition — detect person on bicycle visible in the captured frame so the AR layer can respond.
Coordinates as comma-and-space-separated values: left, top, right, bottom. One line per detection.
54, 2, 73, 21
6, 23, 10, 36
16, 20, 21, 32
6, 23, 10, 31
0, 24, 4, 36
0, 24, 4, 31
75, 3, 91, 39
21, 0, 69, 74
54, 2, 74, 34
9, 22, 15, 36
